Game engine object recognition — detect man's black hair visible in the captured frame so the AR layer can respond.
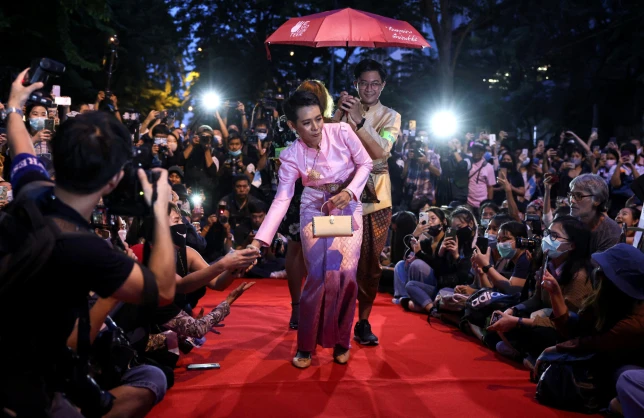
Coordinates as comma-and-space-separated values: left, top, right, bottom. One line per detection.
151, 124, 171, 137
353, 59, 387, 82
282, 91, 321, 123
52, 111, 131, 193
228, 130, 242, 142
248, 200, 267, 214
233, 175, 250, 186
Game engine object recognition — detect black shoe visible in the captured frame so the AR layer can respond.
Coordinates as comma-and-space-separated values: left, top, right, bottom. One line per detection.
354, 320, 379, 345
289, 302, 300, 330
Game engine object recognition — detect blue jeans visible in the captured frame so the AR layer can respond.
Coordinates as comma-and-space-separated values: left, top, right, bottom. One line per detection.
394, 259, 436, 301
617, 367, 644, 417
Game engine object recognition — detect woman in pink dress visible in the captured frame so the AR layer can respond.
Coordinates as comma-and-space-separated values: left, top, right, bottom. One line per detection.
252, 91, 372, 368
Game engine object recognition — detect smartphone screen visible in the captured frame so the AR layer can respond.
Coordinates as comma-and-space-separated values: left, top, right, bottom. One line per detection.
476, 236, 489, 254
44, 119, 55, 132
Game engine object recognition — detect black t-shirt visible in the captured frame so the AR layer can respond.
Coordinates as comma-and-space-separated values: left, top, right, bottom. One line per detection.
5, 155, 138, 368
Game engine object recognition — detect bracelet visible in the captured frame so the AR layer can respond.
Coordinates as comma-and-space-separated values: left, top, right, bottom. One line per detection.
517, 317, 524, 328
356, 118, 366, 131
342, 188, 354, 200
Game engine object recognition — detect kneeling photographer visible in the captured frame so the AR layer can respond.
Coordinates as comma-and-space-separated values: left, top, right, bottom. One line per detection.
0, 67, 176, 417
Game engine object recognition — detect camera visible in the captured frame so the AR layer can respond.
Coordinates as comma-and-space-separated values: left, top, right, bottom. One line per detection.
218, 202, 228, 224
22, 58, 66, 108
103, 161, 161, 217
61, 347, 115, 418
199, 133, 212, 145
525, 214, 543, 237
516, 237, 541, 250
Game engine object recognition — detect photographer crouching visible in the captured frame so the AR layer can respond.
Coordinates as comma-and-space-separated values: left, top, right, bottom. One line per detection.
0, 68, 176, 417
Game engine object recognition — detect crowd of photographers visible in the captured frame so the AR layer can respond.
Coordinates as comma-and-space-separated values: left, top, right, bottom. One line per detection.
386, 128, 644, 416
1, 60, 644, 417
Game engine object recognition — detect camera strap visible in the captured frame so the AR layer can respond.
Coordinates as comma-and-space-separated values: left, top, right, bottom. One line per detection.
76, 296, 92, 376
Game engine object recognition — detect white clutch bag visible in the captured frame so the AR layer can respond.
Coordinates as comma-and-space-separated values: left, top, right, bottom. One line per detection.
312, 201, 353, 238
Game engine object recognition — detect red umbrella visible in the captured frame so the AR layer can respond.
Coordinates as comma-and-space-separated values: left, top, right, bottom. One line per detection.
265, 8, 430, 59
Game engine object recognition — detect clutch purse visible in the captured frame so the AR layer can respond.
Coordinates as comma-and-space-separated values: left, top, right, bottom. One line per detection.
312, 201, 353, 238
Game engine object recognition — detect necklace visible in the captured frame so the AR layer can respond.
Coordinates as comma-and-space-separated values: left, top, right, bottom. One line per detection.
304, 140, 322, 181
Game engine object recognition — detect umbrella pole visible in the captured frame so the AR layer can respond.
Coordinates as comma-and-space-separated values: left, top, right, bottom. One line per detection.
329, 48, 335, 94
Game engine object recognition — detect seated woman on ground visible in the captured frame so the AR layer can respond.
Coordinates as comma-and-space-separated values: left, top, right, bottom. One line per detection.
487, 215, 593, 365
534, 244, 644, 410
401, 208, 477, 313
392, 208, 448, 309
461, 221, 531, 296
615, 206, 641, 245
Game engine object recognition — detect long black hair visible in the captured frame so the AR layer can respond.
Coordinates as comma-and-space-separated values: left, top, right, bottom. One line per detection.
550, 215, 592, 287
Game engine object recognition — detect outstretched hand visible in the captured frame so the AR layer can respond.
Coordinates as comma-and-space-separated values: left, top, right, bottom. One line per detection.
225, 282, 256, 306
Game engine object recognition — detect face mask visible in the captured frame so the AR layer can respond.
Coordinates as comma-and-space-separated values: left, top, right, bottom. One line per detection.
483, 152, 492, 161
170, 223, 187, 247
606, 159, 616, 168
497, 241, 517, 259
29, 117, 46, 132
541, 235, 568, 259
456, 226, 472, 243
521, 158, 531, 167
168, 142, 178, 152
229, 149, 242, 157
427, 224, 442, 237
570, 157, 582, 166
480, 218, 490, 228
484, 233, 497, 246
257, 133, 268, 141
500, 161, 514, 170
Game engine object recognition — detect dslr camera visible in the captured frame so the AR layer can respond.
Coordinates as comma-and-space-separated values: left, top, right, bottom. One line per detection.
103, 160, 161, 217
22, 58, 66, 108
516, 236, 541, 251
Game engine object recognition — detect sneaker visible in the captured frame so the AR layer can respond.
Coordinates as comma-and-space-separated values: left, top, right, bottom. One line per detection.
391, 297, 401, 305
354, 320, 379, 346
495, 341, 520, 359
270, 270, 288, 279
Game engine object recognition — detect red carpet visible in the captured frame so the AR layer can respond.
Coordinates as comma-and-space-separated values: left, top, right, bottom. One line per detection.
150, 279, 594, 418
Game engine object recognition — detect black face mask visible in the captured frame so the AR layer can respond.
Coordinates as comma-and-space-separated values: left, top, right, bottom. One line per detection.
427, 224, 442, 237
456, 226, 472, 243
170, 224, 187, 248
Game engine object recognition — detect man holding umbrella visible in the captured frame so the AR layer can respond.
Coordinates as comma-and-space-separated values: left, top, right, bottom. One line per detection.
335, 59, 401, 345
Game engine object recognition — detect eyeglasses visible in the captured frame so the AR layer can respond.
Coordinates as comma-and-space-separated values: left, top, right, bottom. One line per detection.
567, 192, 593, 202
357, 81, 383, 90
543, 228, 569, 241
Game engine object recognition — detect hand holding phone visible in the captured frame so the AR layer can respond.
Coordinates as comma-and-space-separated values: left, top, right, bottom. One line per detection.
489, 311, 503, 327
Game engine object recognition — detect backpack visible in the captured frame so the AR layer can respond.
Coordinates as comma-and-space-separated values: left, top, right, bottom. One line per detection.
535, 352, 604, 414
0, 181, 92, 304
434, 288, 469, 313
462, 288, 521, 328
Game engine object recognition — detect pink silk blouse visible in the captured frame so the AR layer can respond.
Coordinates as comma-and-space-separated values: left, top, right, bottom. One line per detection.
255, 122, 373, 245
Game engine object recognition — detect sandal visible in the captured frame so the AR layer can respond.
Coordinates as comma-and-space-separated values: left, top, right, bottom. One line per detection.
289, 302, 300, 330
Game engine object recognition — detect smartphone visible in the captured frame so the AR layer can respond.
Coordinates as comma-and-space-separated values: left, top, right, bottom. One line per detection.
44, 118, 55, 132
403, 129, 410, 136
54, 96, 71, 106
549, 174, 559, 183
522, 148, 528, 156
622, 150, 631, 158
591, 127, 598, 134
445, 227, 457, 241
592, 145, 600, 152
476, 236, 489, 254
488, 134, 496, 146
187, 363, 220, 370
419, 212, 429, 225
154, 137, 167, 146
489, 311, 503, 327
0, 186, 7, 202
408, 120, 417, 131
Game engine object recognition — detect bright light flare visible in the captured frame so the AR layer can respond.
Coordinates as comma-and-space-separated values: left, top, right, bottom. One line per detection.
202, 92, 221, 110
191, 195, 203, 206
430, 111, 458, 138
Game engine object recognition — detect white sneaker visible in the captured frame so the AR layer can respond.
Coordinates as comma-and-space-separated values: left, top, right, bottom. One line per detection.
270, 270, 288, 279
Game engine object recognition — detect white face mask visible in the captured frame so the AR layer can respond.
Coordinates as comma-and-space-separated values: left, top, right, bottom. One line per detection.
168, 142, 178, 152
257, 133, 268, 141
606, 159, 616, 168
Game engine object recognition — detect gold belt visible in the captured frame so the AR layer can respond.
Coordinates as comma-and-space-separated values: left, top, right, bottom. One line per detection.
307, 177, 353, 195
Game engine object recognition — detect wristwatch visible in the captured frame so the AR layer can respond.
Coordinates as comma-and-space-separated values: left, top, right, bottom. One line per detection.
482, 263, 493, 273
4, 107, 24, 118
356, 117, 366, 131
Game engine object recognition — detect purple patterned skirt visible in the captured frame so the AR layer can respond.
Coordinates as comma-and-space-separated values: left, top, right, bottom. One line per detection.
297, 187, 363, 352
